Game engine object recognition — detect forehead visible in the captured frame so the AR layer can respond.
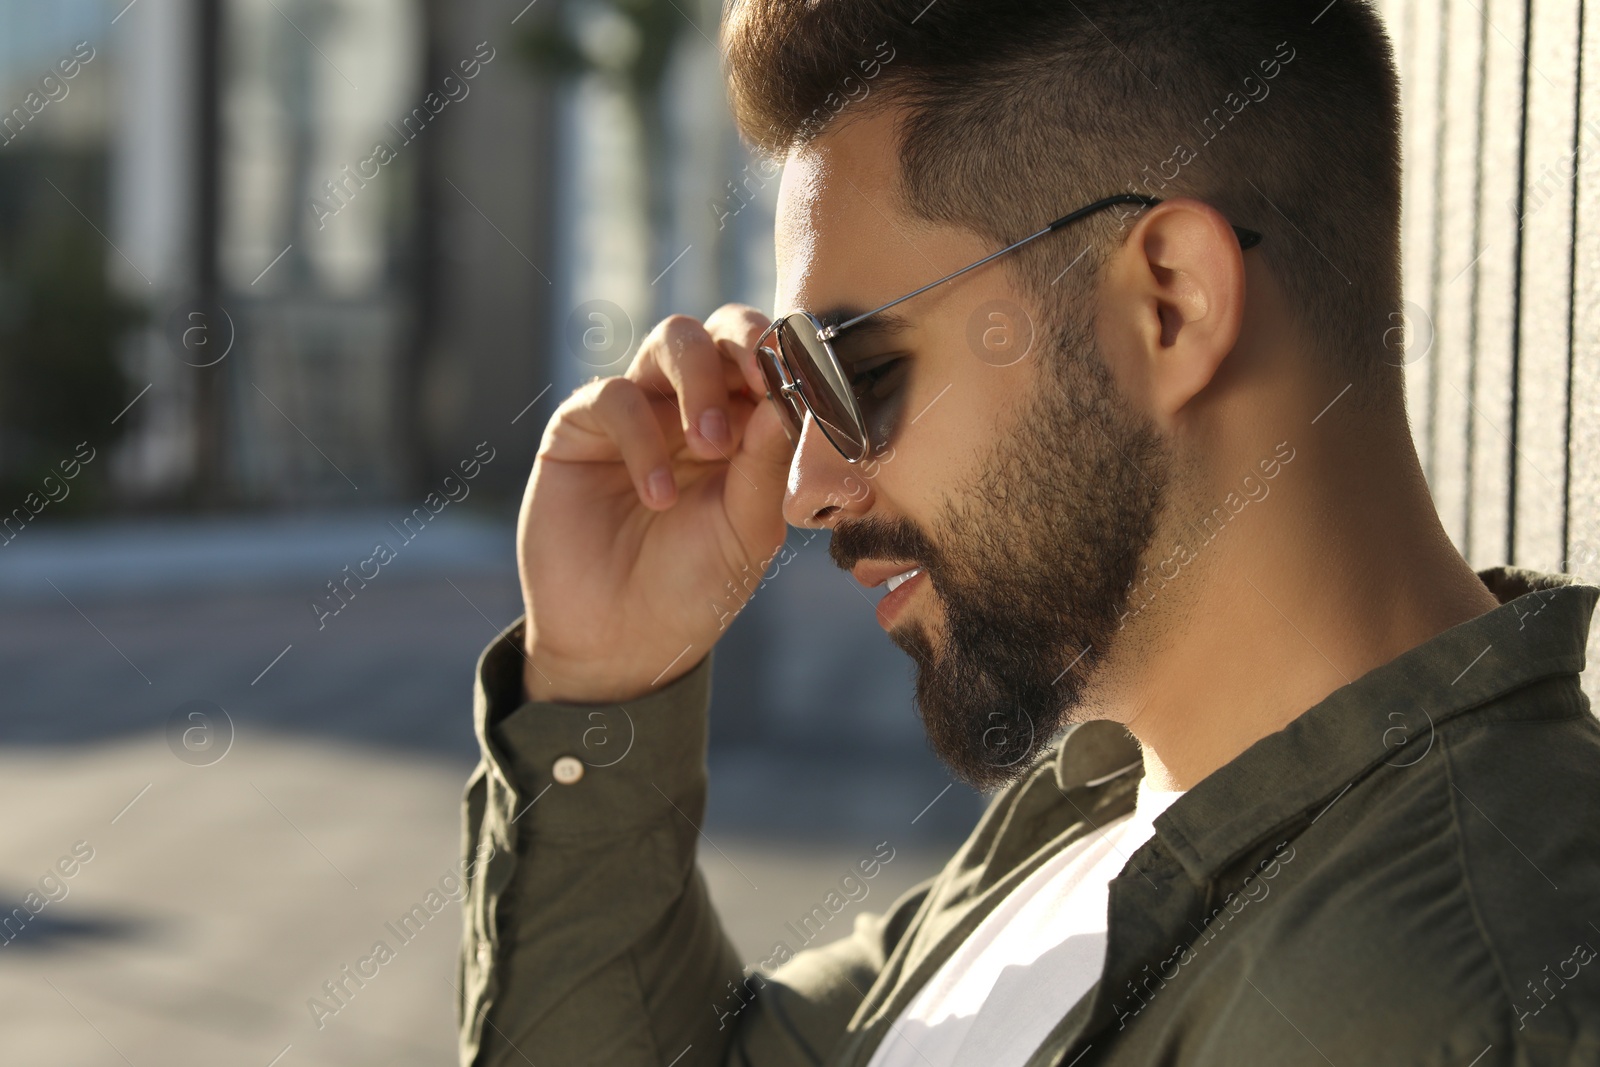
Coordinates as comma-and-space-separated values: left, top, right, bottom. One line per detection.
773, 108, 945, 318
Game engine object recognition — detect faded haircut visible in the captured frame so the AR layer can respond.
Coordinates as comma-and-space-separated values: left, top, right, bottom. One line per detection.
722, 0, 1404, 406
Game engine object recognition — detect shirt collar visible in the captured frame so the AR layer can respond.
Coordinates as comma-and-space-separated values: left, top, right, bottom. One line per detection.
1051, 567, 1598, 883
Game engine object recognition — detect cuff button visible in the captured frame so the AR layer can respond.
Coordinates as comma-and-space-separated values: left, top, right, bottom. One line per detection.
552, 755, 585, 785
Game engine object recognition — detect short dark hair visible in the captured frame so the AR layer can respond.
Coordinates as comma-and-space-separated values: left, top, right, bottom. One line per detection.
722, 0, 1403, 403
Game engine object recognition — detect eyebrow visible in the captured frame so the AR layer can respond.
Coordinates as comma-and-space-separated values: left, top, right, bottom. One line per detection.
812, 306, 915, 348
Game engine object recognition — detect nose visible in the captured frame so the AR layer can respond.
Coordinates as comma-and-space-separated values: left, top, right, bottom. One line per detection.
782, 412, 874, 528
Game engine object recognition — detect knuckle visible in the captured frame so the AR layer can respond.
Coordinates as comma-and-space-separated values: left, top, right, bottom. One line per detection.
655, 313, 711, 353
707, 301, 758, 325
555, 376, 605, 415
593, 374, 642, 412
709, 303, 771, 345
735, 304, 771, 330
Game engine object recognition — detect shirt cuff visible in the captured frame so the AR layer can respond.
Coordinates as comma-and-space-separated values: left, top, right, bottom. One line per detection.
471, 616, 715, 842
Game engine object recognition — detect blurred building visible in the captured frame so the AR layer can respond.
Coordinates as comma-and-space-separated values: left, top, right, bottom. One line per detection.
2, 0, 917, 772
110, 0, 507, 503
91, 0, 773, 508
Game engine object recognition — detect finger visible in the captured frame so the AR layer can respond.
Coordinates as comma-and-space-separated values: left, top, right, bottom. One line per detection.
704, 303, 775, 400
580, 376, 681, 509
720, 379, 798, 545
627, 315, 733, 462
702, 305, 789, 452
542, 374, 687, 458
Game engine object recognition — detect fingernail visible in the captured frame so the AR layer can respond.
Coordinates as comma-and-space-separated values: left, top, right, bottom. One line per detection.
647, 466, 674, 504
699, 409, 729, 447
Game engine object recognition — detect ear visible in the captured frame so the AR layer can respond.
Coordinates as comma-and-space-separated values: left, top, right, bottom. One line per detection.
1097, 198, 1247, 429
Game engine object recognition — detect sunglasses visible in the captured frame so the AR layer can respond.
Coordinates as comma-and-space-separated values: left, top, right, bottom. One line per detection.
755, 193, 1263, 463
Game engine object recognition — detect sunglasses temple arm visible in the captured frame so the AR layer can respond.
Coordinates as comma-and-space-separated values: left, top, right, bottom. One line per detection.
815, 193, 1258, 342
816, 227, 1061, 342
816, 196, 1163, 342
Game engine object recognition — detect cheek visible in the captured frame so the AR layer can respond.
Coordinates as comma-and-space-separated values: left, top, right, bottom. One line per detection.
907, 368, 1015, 490
871, 411, 976, 518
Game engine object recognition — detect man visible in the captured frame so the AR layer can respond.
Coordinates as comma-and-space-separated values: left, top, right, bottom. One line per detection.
455, 0, 1600, 1064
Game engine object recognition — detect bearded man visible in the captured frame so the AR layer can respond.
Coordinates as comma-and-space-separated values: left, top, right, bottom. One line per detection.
453, 2, 1600, 1064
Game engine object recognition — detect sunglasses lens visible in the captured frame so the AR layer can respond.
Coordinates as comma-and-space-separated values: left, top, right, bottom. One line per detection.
756, 344, 803, 444
777, 314, 869, 460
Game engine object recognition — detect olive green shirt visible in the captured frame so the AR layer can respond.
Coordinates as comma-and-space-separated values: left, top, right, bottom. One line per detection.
456, 567, 1600, 1066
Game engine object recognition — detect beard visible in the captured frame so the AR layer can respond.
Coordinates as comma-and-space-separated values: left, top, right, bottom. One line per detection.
830, 313, 1169, 791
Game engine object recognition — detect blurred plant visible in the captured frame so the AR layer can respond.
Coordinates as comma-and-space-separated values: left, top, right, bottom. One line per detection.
516, 0, 706, 282
517, 0, 687, 91
0, 151, 140, 513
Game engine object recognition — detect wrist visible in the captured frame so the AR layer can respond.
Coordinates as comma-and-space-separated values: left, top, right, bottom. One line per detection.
521, 649, 677, 705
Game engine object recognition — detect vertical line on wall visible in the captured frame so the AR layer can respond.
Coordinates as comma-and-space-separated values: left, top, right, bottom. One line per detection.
1427, 1, 1453, 487
1507, 0, 1537, 562
1562, 0, 1588, 565
1465, 0, 1493, 563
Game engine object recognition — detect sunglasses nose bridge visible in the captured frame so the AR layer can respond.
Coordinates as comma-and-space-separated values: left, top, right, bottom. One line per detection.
756, 324, 789, 368
755, 337, 805, 448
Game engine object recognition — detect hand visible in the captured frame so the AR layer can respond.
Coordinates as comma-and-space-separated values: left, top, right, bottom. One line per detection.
516, 304, 796, 703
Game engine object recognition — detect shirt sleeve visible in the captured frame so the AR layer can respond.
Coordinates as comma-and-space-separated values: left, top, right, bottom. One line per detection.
455, 616, 933, 1067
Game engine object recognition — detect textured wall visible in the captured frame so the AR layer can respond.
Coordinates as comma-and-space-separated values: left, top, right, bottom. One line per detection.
1380, 0, 1598, 690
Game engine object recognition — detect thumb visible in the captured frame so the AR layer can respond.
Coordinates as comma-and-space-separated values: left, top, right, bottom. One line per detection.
721, 395, 795, 556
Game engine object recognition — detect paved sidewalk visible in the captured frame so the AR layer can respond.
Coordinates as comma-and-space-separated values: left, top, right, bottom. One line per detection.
0, 738, 948, 1066
0, 512, 982, 1064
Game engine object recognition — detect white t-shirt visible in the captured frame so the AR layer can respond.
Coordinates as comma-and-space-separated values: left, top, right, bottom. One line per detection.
865, 776, 1186, 1067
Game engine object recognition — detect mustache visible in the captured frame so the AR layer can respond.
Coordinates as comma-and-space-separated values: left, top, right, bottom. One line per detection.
829, 514, 940, 573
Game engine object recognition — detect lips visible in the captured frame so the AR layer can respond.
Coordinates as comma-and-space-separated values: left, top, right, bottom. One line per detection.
871, 566, 928, 630
850, 560, 926, 589
885, 566, 923, 592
